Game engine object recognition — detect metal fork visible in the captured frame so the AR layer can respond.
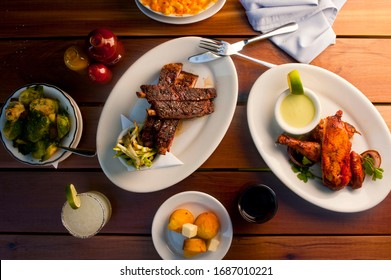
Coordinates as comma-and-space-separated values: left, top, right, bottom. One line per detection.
199, 39, 277, 68
198, 22, 299, 68
199, 22, 298, 56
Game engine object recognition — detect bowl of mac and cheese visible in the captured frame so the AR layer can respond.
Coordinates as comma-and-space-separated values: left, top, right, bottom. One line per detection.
138, 0, 218, 17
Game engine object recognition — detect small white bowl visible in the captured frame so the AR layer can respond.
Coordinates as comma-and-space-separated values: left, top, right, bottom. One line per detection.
0, 83, 82, 166
274, 87, 321, 135
151, 191, 233, 260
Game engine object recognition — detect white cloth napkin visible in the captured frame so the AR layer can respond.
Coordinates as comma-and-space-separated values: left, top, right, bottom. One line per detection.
117, 100, 183, 172
240, 0, 346, 63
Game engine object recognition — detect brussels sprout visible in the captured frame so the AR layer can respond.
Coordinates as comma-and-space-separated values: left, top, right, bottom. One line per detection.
31, 141, 58, 161
26, 111, 51, 143
13, 138, 35, 155
4, 85, 72, 162
18, 85, 44, 106
3, 120, 23, 140
48, 113, 56, 123
5, 101, 25, 121
42, 143, 58, 161
57, 114, 70, 140
31, 140, 46, 160
29, 98, 59, 116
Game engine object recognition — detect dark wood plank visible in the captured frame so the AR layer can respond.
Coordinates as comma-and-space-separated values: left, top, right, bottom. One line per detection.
1, 0, 391, 263
2, 0, 391, 38
0, 38, 278, 103
226, 236, 391, 260
0, 0, 252, 38
1, 171, 390, 235
1, 235, 390, 260
1, 39, 391, 103
0, 235, 161, 260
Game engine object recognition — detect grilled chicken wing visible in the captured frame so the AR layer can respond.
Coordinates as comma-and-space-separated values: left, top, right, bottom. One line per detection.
276, 134, 321, 163
276, 110, 363, 191
350, 151, 364, 189
320, 110, 352, 190
310, 117, 360, 142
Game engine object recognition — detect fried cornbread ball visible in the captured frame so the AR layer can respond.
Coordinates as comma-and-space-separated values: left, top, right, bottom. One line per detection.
183, 238, 206, 258
167, 209, 194, 233
194, 211, 220, 239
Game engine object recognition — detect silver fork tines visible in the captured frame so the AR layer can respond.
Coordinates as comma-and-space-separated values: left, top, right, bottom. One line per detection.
199, 39, 226, 55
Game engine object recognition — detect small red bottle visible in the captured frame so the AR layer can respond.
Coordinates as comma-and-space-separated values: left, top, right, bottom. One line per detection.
87, 28, 124, 66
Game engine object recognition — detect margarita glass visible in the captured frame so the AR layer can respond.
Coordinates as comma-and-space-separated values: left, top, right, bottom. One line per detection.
61, 191, 112, 238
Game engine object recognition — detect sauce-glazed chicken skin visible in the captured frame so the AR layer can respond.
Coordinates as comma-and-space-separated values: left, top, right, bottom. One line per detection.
276, 110, 365, 191
321, 110, 352, 190
350, 151, 365, 189
275, 134, 321, 163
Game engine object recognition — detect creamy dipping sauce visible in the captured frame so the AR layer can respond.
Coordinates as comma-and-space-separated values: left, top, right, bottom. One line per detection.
280, 93, 316, 128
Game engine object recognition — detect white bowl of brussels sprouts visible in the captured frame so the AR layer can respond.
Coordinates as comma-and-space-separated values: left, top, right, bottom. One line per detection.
0, 84, 82, 166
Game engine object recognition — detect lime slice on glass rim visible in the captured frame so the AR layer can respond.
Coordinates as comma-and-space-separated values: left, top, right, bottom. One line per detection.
287, 70, 305, 95
65, 183, 81, 209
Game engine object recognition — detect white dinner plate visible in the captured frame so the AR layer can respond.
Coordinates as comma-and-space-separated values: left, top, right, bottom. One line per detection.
247, 63, 391, 213
96, 37, 238, 192
151, 191, 233, 260
135, 0, 226, 24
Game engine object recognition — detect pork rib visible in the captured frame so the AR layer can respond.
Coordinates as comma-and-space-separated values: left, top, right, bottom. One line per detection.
158, 63, 183, 87
175, 71, 198, 88
137, 85, 216, 101
156, 119, 180, 155
140, 63, 203, 154
141, 116, 162, 148
149, 100, 214, 119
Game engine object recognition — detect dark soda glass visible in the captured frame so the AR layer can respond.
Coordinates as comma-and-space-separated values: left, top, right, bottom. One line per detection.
238, 184, 278, 223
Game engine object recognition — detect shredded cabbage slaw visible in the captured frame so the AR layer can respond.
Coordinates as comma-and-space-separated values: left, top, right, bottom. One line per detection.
113, 122, 157, 169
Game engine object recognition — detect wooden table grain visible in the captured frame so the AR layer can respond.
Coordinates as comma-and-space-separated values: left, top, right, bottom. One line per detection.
1, 0, 390, 260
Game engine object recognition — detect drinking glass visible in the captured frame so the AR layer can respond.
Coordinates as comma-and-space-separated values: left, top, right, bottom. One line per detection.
61, 191, 112, 238
238, 184, 278, 223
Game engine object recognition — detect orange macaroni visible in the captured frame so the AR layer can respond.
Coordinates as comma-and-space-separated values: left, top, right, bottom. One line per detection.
141, 0, 217, 16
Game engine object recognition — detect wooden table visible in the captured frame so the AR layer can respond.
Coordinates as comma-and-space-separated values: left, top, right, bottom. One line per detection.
1, 0, 390, 260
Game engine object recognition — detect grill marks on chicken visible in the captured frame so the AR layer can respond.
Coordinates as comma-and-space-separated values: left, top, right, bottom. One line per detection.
276, 134, 321, 163
321, 110, 352, 190
139, 63, 216, 155
310, 117, 361, 143
276, 110, 365, 190
350, 151, 364, 189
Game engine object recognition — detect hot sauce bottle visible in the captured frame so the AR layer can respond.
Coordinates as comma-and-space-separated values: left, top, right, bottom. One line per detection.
86, 28, 124, 66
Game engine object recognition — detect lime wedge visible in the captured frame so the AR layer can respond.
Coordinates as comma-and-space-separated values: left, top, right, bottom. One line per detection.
65, 184, 81, 209
287, 70, 305, 95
